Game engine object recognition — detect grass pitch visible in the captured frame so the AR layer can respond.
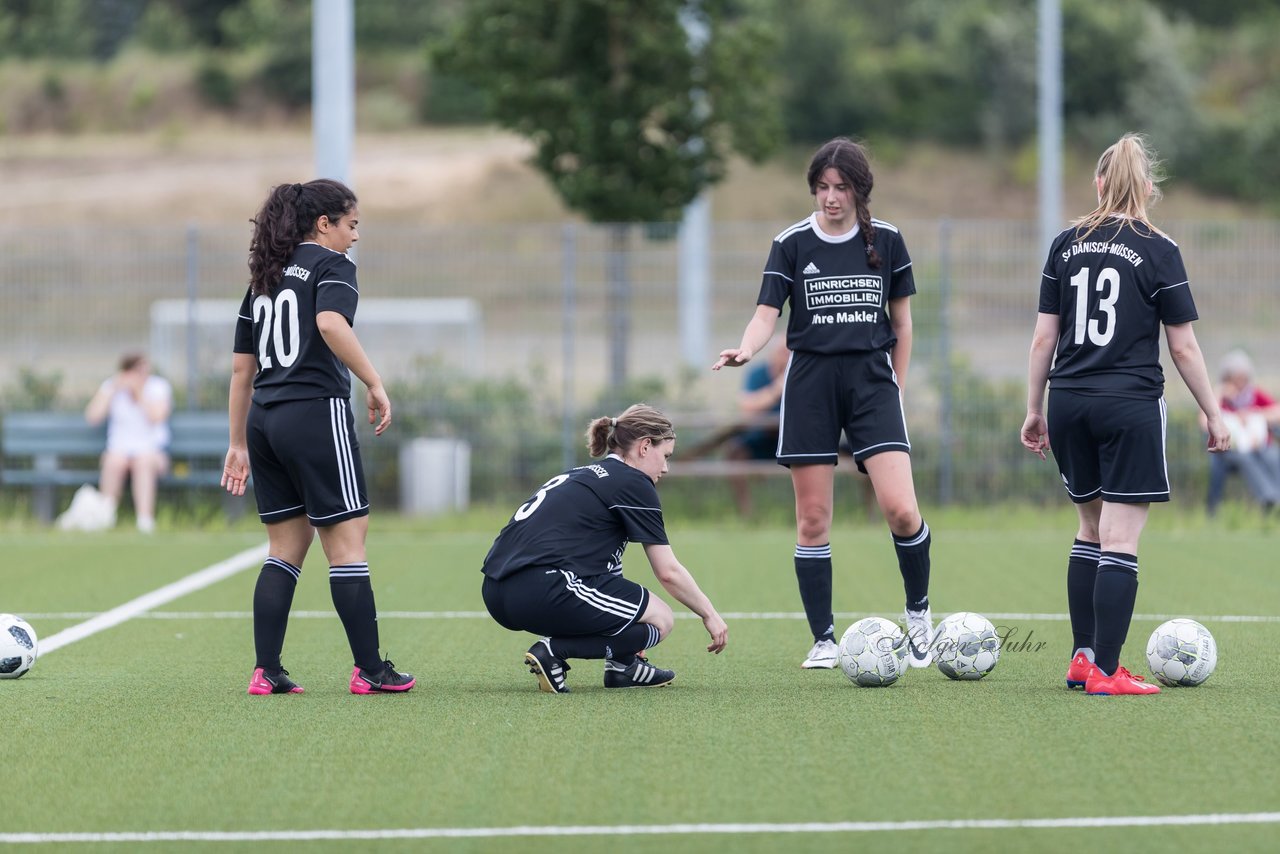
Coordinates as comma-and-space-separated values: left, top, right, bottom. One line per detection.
3, 511, 1278, 853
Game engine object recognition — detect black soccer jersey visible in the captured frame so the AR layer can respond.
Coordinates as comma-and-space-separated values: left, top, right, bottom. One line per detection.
481, 455, 669, 581
758, 214, 916, 355
233, 242, 359, 404
1039, 217, 1198, 400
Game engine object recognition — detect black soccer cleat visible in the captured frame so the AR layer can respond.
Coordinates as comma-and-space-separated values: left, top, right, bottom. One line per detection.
603, 657, 676, 689
525, 638, 571, 694
350, 659, 416, 694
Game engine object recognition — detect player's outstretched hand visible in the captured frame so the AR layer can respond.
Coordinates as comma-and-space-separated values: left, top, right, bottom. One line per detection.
221, 447, 250, 496
1020, 412, 1049, 461
704, 612, 728, 654
367, 384, 392, 436
712, 348, 752, 371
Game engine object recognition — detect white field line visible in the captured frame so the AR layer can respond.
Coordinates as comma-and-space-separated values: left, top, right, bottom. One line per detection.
36, 543, 267, 655
2, 812, 1279, 844
24, 609, 1280, 624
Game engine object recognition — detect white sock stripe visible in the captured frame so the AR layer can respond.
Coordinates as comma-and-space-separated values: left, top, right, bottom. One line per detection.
794, 545, 832, 558
329, 563, 371, 578
894, 521, 930, 548
1099, 556, 1139, 573
265, 557, 301, 579
1070, 544, 1101, 558
647, 624, 661, 648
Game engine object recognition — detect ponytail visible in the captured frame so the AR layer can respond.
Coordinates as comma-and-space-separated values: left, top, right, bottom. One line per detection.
586, 404, 675, 458
248, 178, 358, 296
1073, 133, 1167, 243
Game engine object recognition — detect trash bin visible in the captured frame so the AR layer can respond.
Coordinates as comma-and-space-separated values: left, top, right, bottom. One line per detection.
399, 438, 470, 515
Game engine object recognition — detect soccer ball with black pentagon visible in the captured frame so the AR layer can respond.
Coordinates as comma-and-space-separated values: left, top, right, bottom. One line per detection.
0, 614, 38, 679
837, 617, 907, 686
1146, 619, 1216, 687
933, 612, 1000, 680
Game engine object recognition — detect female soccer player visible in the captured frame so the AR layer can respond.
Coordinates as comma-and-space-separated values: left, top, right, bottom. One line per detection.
1020, 133, 1231, 696
480, 404, 728, 693
713, 137, 936, 670
222, 178, 415, 696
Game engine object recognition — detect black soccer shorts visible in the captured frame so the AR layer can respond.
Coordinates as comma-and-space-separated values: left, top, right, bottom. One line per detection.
482, 568, 650, 638
1047, 389, 1170, 504
247, 397, 370, 526
777, 349, 910, 471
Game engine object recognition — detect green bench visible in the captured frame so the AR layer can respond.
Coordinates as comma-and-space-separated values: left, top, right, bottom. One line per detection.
2, 411, 232, 522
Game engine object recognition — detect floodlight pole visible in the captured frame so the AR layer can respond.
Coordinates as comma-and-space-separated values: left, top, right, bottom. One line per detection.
1038, 0, 1063, 253
313, 0, 354, 187
677, 1, 711, 370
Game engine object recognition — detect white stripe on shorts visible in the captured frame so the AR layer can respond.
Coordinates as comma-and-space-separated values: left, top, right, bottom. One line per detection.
329, 398, 359, 511
557, 570, 641, 621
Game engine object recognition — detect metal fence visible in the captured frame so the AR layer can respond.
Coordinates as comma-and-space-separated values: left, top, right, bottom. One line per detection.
3, 219, 1278, 510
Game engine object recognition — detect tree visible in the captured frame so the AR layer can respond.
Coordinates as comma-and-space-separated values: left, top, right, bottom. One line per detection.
435, 0, 780, 386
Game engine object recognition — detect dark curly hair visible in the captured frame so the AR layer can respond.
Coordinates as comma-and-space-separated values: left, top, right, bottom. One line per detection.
248, 178, 358, 296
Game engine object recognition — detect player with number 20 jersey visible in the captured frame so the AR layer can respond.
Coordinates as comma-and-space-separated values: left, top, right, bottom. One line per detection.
224, 178, 415, 698
235, 242, 358, 406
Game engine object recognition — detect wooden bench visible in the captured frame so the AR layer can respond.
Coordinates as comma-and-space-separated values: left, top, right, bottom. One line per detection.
663, 416, 876, 518
2, 411, 232, 522
666, 415, 861, 477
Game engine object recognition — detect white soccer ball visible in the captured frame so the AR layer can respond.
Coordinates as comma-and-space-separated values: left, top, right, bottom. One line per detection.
1146, 619, 1216, 687
0, 614, 39, 679
838, 616, 908, 687
933, 612, 1000, 680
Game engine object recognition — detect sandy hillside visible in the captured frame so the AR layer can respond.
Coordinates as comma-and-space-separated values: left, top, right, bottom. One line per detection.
4, 128, 1263, 228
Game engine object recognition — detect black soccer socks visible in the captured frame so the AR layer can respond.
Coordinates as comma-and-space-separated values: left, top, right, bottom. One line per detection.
795, 544, 835, 642
329, 563, 382, 672
892, 521, 931, 612
1093, 553, 1139, 677
253, 558, 300, 671
1067, 540, 1101, 656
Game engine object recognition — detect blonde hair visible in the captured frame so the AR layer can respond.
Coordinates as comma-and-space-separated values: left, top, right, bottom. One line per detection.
585, 403, 676, 458
1073, 133, 1167, 242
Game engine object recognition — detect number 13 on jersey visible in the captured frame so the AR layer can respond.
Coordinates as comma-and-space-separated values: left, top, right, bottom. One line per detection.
1069, 266, 1119, 347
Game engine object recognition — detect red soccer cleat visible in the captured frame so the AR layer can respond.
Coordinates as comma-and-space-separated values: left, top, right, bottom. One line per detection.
1066, 652, 1095, 690
1085, 665, 1161, 696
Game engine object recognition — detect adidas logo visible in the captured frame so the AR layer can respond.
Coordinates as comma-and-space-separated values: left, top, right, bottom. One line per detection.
803, 261, 820, 275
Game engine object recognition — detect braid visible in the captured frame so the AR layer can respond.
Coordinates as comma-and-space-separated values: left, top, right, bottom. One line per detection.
807, 137, 883, 269
855, 198, 881, 269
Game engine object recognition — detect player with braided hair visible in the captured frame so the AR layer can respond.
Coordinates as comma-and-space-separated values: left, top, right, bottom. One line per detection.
714, 137, 937, 671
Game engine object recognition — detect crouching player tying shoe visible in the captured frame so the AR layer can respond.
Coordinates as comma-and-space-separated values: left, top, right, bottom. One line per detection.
481, 404, 728, 693
223, 178, 415, 696
1021, 134, 1230, 696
